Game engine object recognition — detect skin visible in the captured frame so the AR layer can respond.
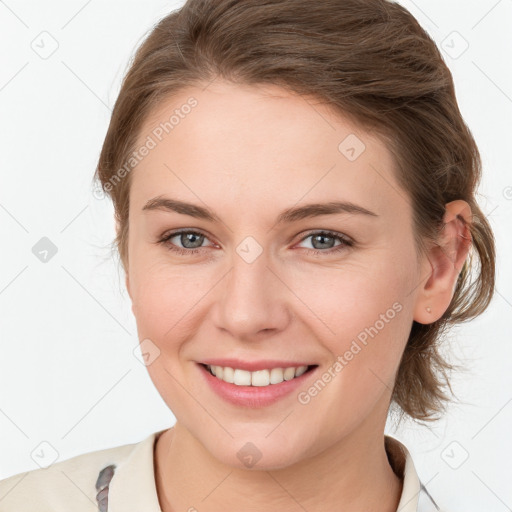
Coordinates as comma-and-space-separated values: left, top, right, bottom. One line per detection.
124, 80, 472, 512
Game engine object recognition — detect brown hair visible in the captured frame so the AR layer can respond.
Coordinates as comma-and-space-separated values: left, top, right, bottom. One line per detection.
94, 0, 496, 422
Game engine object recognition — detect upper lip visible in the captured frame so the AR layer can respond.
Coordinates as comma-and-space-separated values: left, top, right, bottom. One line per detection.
199, 358, 316, 372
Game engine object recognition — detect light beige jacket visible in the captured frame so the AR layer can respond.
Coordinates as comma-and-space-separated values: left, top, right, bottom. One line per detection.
0, 430, 443, 511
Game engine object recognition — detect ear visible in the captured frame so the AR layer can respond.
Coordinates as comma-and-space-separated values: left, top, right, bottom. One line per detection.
413, 200, 473, 324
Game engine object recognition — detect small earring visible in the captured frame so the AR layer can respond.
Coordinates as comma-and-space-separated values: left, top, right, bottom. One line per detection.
426, 306, 432, 313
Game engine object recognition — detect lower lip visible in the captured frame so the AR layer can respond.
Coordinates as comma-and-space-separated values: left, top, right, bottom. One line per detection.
197, 363, 318, 408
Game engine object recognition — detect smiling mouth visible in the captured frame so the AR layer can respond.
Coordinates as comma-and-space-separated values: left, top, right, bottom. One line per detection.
199, 363, 318, 387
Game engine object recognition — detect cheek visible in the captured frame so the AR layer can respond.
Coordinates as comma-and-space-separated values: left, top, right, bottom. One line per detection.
129, 260, 214, 346
294, 255, 414, 379
129, 266, 206, 406
293, 256, 408, 327
290, 267, 413, 428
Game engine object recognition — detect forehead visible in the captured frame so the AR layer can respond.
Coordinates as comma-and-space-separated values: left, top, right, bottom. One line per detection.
131, 81, 408, 220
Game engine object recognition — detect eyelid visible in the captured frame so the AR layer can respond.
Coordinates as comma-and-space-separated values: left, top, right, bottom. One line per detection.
158, 228, 217, 247
296, 229, 353, 244
158, 228, 354, 255
293, 230, 354, 253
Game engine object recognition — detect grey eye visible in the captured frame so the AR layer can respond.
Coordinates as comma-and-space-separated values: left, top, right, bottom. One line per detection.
177, 232, 205, 249
309, 233, 337, 250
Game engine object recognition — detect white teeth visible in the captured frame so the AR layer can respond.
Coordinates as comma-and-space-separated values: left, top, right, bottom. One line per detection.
251, 370, 270, 387
295, 366, 308, 377
233, 369, 252, 386
270, 368, 284, 384
222, 366, 234, 383
283, 367, 296, 381
206, 365, 310, 386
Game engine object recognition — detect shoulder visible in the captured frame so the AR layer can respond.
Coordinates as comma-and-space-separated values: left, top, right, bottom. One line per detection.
0, 436, 143, 512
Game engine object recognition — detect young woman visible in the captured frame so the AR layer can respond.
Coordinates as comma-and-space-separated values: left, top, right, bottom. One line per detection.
0, 1, 496, 511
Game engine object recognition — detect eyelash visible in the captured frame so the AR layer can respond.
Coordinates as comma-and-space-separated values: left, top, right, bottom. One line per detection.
157, 229, 354, 257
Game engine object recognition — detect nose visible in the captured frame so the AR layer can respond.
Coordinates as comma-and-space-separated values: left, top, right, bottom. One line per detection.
212, 245, 292, 341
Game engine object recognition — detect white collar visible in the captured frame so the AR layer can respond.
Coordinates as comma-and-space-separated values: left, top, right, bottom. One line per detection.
107, 430, 440, 512
385, 435, 441, 511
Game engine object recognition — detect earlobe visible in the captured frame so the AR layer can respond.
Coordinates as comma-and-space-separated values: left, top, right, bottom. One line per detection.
413, 200, 473, 324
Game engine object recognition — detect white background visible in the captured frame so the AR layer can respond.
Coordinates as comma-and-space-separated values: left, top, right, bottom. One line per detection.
0, 1, 511, 510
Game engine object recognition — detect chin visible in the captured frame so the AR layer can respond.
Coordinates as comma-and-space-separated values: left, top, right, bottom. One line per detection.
203, 430, 309, 471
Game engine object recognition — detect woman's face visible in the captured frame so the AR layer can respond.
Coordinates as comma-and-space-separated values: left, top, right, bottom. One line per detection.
125, 80, 428, 468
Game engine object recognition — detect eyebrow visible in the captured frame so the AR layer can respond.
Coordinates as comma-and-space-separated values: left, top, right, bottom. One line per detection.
142, 196, 379, 223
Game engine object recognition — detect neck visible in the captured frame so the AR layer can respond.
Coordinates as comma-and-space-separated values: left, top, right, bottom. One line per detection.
154, 418, 403, 512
